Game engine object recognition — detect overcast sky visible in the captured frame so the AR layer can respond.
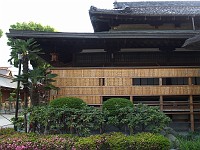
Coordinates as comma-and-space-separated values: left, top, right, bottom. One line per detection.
0, 0, 196, 72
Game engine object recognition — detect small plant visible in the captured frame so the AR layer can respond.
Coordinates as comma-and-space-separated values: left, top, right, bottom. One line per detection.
11, 116, 24, 131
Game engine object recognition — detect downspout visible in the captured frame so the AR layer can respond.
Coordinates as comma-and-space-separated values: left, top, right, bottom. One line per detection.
191, 16, 196, 30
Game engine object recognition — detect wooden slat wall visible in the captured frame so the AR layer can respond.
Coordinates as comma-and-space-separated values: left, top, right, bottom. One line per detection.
50, 67, 200, 104
52, 68, 200, 78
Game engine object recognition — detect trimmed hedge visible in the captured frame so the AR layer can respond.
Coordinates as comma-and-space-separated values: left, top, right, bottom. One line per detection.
74, 132, 170, 150
0, 129, 170, 150
49, 97, 87, 109
102, 98, 133, 116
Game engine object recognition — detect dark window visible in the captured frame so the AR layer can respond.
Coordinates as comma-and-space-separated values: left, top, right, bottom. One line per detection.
192, 77, 200, 85
99, 78, 105, 86
133, 78, 159, 85
162, 77, 188, 85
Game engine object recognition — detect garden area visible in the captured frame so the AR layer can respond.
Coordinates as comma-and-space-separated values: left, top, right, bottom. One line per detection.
1, 97, 200, 150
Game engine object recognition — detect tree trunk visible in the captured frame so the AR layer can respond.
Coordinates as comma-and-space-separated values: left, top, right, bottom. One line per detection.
22, 54, 29, 133
31, 86, 40, 106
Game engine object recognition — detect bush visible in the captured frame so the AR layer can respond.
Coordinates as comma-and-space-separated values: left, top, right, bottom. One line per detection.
178, 133, 200, 150
127, 104, 171, 133
106, 132, 130, 150
11, 116, 24, 131
49, 97, 87, 109
74, 132, 170, 150
102, 98, 133, 116
0, 131, 171, 150
0, 133, 75, 150
130, 132, 171, 150
0, 128, 15, 135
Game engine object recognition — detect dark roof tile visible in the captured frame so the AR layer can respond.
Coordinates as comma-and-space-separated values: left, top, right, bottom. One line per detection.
90, 1, 200, 16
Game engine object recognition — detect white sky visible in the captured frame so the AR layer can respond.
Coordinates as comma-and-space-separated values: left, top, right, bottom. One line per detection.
0, 0, 197, 73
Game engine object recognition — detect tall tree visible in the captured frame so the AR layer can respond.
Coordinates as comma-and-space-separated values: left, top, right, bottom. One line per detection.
7, 22, 56, 132
8, 21, 56, 104
10, 22, 56, 32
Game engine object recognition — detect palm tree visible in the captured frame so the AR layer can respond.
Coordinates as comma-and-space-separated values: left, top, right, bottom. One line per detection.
8, 38, 43, 132
28, 64, 58, 106
8, 38, 42, 106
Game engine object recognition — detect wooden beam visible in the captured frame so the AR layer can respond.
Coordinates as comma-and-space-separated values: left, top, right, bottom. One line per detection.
189, 95, 194, 131
160, 95, 163, 111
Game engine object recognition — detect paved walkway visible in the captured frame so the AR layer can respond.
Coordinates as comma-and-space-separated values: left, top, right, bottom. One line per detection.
0, 114, 14, 128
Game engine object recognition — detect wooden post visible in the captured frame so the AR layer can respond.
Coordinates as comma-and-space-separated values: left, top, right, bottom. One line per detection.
130, 96, 133, 103
160, 96, 163, 111
188, 77, 192, 85
100, 96, 103, 107
189, 95, 194, 132
159, 78, 162, 86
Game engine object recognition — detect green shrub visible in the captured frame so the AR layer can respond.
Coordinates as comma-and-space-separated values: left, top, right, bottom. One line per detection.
106, 132, 130, 150
11, 116, 24, 131
74, 136, 97, 150
102, 98, 133, 116
74, 132, 170, 150
130, 132, 171, 150
178, 137, 200, 150
0, 132, 75, 150
0, 131, 171, 150
127, 104, 171, 134
0, 128, 16, 136
49, 97, 87, 109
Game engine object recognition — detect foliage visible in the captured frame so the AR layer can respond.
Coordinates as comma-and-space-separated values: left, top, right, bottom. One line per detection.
8, 92, 16, 102
26, 105, 106, 136
8, 38, 43, 68
178, 138, 200, 150
11, 116, 24, 131
0, 128, 170, 150
8, 21, 56, 68
49, 97, 87, 109
102, 98, 133, 116
0, 128, 16, 136
178, 132, 200, 150
74, 134, 109, 150
10, 21, 56, 32
105, 132, 130, 150
130, 132, 171, 150
28, 64, 58, 106
125, 103, 171, 134
105, 103, 171, 134
0, 132, 75, 150
23, 102, 170, 136
0, 29, 2, 37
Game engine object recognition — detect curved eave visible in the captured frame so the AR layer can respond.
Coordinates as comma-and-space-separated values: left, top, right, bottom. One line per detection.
89, 6, 200, 32
7, 29, 198, 40
89, 6, 200, 17
183, 34, 200, 50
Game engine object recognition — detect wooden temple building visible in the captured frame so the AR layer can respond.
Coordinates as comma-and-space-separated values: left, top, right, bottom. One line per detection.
7, 1, 200, 131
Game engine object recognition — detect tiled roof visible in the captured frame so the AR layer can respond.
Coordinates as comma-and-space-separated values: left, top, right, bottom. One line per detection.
0, 67, 12, 77
114, 1, 200, 8
90, 1, 200, 16
0, 75, 17, 89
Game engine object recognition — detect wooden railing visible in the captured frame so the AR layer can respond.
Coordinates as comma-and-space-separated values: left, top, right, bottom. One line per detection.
134, 101, 200, 112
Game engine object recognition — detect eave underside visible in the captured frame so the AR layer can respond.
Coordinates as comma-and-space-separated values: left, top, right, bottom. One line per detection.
6, 30, 200, 67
